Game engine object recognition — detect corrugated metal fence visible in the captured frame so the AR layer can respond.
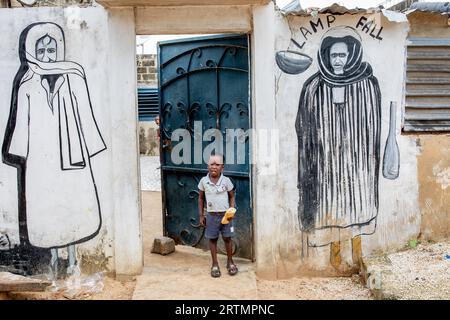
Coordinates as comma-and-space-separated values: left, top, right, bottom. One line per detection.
138, 87, 159, 121
405, 37, 450, 132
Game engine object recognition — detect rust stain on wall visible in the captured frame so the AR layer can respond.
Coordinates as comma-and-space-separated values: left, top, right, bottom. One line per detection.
417, 135, 450, 241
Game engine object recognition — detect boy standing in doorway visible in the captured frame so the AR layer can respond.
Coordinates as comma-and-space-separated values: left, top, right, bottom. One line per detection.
198, 154, 238, 278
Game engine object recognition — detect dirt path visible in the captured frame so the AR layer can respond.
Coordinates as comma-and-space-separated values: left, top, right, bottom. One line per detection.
134, 191, 256, 300
257, 276, 372, 300
133, 191, 372, 300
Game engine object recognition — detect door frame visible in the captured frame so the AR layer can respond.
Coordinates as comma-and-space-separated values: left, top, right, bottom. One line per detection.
119, 2, 275, 276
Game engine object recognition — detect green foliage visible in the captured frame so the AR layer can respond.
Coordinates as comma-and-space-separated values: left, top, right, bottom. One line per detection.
408, 239, 419, 249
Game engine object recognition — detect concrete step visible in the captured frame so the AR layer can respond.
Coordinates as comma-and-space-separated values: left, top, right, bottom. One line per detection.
0, 272, 51, 292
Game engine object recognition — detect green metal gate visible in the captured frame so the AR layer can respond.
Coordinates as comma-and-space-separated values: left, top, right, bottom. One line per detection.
158, 34, 253, 259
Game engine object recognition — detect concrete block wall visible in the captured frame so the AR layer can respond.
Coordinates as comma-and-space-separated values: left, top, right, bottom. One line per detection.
137, 54, 158, 87
136, 54, 159, 156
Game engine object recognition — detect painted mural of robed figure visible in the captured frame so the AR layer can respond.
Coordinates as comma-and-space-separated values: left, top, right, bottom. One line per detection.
2, 22, 106, 277
296, 26, 387, 268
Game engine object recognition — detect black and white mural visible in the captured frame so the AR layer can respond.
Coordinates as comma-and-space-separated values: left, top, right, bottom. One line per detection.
1, 22, 106, 276
277, 22, 400, 260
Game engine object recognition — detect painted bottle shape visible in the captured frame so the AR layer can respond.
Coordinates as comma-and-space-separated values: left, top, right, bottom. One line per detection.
382, 101, 400, 179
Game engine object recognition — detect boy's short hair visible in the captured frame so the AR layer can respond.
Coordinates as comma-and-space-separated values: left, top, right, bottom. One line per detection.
208, 152, 224, 164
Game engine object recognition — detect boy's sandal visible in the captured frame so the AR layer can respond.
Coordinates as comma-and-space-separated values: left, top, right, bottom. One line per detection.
211, 266, 221, 278
227, 263, 238, 276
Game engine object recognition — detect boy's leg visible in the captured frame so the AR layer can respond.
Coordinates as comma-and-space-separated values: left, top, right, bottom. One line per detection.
209, 238, 221, 277
205, 213, 220, 267
205, 213, 222, 277
223, 237, 234, 265
209, 238, 219, 267
221, 218, 238, 275
223, 236, 238, 275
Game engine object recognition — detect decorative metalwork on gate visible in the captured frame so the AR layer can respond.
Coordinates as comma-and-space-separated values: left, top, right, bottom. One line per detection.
159, 35, 253, 259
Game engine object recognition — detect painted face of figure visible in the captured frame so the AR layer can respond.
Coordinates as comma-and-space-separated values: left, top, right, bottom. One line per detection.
35, 35, 57, 62
329, 42, 349, 75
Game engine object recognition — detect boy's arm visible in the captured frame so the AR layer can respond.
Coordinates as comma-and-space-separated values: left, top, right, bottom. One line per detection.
226, 177, 235, 209
198, 190, 206, 226
228, 190, 236, 209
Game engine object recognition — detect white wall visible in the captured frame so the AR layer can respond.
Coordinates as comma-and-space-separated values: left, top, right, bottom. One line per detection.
0, 5, 142, 276
252, 8, 421, 278
108, 7, 143, 277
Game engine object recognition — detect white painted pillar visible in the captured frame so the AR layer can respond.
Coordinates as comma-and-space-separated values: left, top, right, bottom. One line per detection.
108, 8, 144, 277
251, 2, 279, 279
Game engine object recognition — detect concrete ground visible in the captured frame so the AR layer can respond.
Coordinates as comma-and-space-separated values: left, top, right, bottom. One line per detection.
133, 191, 373, 300
140, 155, 161, 192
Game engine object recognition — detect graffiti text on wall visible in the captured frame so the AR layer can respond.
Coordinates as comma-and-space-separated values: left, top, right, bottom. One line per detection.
293, 15, 384, 50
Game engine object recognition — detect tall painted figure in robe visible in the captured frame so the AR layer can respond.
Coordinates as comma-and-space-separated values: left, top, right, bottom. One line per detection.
2, 22, 106, 277
295, 26, 398, 270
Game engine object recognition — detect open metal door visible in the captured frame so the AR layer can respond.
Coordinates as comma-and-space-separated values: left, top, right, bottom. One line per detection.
158, 34, 253, 259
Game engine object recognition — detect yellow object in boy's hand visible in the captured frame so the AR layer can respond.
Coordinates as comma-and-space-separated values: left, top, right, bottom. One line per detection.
221, 207, 236, 225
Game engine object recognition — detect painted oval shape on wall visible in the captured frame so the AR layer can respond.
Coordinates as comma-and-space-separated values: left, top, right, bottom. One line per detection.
17, 0, 37, 6
276, 50, 313, 75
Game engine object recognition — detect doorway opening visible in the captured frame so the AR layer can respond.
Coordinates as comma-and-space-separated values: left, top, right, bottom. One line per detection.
136, 33, 254, 264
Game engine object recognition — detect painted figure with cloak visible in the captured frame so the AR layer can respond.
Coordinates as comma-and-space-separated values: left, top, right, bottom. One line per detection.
285, 26, 399, 270
2, 22, 106, 277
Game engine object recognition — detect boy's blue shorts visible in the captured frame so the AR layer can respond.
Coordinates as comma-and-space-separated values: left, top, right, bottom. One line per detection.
205, 212, 235, 239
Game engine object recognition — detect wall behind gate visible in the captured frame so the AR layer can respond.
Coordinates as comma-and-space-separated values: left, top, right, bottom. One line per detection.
0, 5, 141, 276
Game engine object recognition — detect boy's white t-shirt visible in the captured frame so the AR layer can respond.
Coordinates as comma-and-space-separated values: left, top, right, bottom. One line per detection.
198, 174, 234, 212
